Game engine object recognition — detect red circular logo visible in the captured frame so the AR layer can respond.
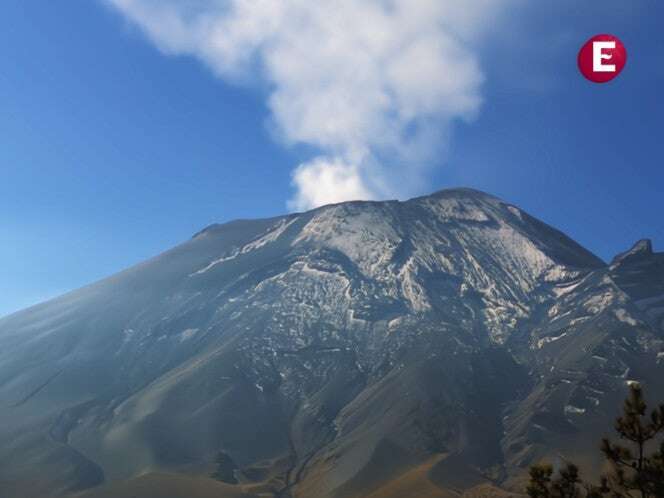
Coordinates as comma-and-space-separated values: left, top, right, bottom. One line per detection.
578, 34, 627, 83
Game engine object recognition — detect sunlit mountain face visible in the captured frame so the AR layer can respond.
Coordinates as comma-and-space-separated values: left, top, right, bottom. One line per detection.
1, 188, 663, 498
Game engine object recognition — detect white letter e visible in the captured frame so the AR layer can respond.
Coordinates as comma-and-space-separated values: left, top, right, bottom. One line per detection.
593, 41, 616, 72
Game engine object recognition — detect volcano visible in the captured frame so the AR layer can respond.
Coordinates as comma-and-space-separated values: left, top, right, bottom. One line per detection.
1, 188, 663, 498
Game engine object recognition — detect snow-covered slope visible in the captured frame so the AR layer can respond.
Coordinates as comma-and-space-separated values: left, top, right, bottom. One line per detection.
0, 189, 661, 498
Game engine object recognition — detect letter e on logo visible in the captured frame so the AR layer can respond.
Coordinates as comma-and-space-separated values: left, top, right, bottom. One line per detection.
578, 34, 627, 83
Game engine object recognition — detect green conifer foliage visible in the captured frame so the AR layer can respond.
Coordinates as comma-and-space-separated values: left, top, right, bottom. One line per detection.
527, 385, 664, 498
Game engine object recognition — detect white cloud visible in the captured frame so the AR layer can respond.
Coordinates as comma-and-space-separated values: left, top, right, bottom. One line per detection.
106, 0, 514, 209
288, 157, 373, 212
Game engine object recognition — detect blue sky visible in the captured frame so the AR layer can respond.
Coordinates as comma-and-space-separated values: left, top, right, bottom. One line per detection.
1, 1, 663, 317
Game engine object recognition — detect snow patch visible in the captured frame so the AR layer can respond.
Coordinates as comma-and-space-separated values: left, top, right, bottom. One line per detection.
122, 328, 136, 345
584, 292, 616, 314
552, 281, 582, 297
192, 218, 297, 275
506, 205, 522, 219
569, 316, 591, 326
537, 330, 568, 349
614, 308, 639, 327
564, 405, 586, 415
179, 328, 199, 342
193, 253, 239, 275
422, 197, 491, 222
293, 205, 400, 278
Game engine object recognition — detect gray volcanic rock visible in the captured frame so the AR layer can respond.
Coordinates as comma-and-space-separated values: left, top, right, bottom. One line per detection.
0, 189, 662, 498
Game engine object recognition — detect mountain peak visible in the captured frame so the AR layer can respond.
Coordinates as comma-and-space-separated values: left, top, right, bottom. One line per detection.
419, 186, 501, 203
611, 239, 654, 266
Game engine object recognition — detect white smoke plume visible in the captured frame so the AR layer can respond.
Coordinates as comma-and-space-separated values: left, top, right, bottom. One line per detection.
106, 0, 513, 210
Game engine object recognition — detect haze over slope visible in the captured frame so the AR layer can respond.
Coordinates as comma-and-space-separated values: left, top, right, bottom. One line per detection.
0, 188, 662, 498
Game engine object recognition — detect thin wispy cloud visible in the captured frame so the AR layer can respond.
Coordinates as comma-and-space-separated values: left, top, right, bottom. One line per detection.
106, 0, 514, 210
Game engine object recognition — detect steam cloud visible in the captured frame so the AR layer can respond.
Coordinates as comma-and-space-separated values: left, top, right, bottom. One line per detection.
107, 0, 511, 210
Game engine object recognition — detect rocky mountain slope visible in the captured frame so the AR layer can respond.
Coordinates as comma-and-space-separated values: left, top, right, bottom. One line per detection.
0, 188, 662, 498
